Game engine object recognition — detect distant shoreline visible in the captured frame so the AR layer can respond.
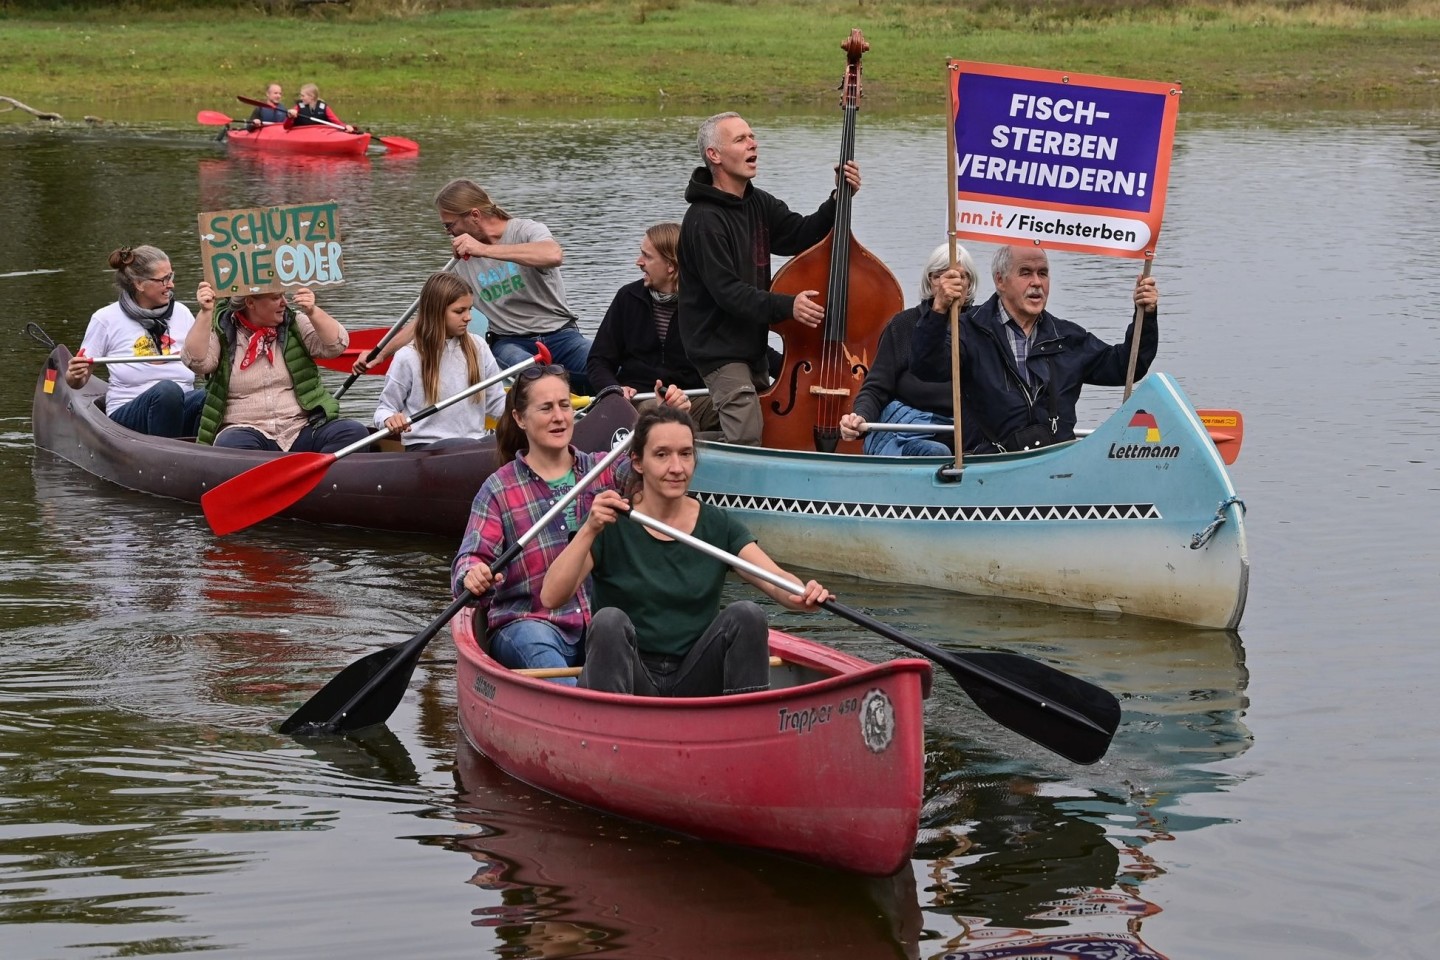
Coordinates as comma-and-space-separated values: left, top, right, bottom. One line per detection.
3, 2, 1438, 115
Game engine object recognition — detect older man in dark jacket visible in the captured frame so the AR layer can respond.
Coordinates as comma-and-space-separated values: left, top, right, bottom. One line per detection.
911, 245, 1158, 454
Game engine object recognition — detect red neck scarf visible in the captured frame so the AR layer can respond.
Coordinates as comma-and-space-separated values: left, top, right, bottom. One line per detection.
236, 311, 279, 369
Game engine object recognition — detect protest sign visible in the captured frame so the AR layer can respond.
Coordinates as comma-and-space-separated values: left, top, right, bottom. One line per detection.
948, 62, 1180, 258
197, 201, 345, 295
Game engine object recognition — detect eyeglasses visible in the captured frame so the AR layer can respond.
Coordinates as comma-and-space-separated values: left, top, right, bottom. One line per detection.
441, 210, 473, 234
142, 272, 175, 285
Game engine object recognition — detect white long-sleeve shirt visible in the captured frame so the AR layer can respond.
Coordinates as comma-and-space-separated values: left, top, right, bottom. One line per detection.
374, 335, 506, 447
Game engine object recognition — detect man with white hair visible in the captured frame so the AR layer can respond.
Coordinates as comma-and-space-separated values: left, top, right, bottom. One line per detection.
678, 112, 861, 445
910, 244, 1158, 454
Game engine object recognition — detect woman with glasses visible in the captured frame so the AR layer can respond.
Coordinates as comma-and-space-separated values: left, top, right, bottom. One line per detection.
540, 405, 831, 698
64, 245, 206, 438
451, 364, 692, 683
183, 281, 368, 452
837, 243, 977, 457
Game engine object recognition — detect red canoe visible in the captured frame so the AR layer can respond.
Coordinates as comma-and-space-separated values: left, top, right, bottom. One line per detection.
224, 124, 371, 157
453, 611, 933, 876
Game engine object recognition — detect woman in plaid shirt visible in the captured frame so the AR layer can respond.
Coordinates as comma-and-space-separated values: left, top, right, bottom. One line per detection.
451, 365, 691, 684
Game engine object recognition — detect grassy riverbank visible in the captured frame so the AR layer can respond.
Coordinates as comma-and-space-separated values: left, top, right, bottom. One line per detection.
2, 0, 1438, 115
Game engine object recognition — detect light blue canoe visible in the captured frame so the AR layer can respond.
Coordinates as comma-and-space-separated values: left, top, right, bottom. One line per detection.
690, 373, 1248, 628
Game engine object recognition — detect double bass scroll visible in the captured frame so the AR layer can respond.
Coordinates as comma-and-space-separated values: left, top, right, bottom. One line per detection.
762, 29, 904, 453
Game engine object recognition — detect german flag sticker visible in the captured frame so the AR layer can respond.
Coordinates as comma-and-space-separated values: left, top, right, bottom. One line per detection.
1127, 409, 1160, 443
44, 368, 58, 395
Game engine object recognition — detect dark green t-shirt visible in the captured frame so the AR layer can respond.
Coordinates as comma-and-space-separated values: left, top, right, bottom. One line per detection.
591, 501, 756, 658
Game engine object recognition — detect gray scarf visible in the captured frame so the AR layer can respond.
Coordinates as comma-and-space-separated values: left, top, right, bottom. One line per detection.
118, 287, 177, 354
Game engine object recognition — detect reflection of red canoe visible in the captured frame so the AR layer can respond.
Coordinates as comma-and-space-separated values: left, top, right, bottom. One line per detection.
453, 612, 933, 876
453, 740, 925, 959
224, 124, 371, 157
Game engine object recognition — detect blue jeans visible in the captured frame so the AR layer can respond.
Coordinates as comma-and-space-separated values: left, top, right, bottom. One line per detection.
489, 324, 592, 394
215, 418, 370, 453
490, 617, 582, 687
109, 381, 207, 438
863, 400, 953, 457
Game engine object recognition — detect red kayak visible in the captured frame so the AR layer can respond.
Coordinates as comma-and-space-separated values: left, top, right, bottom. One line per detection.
224, 124, 371, 157
453, 611, 933, 876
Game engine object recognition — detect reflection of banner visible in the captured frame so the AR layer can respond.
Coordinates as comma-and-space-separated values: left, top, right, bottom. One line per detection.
948, 61, 1180, 258
197, 201, 344, 295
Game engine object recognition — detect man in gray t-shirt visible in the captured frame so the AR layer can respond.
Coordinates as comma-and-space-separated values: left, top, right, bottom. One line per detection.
437, 178, 592, 392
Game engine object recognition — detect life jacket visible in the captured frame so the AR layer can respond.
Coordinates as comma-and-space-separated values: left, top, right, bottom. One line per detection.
195, 302, 338, 446
292, 100, 333, 126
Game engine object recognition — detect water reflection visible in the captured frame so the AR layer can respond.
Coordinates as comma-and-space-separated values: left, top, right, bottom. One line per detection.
450, 740, 923, 960
196, 153, 376, 214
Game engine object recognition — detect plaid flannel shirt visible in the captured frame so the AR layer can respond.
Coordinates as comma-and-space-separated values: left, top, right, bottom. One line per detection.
451, 446, 626, 640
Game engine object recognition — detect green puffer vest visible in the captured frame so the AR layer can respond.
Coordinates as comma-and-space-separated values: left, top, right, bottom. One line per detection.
195, 302, 340, 446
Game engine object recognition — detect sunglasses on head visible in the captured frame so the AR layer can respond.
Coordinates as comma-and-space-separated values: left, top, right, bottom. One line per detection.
517, 364, 568, 381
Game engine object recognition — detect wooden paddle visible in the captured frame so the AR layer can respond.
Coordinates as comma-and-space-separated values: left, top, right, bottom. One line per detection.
862, 407, 1244, 464
201, 345, 549, 537
279, 433, 635, 736
332, 256, 460, 400
237, 96, 420, 153
625, 508, 1121, 764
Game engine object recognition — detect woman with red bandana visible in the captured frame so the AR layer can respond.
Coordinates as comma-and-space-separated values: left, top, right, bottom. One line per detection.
182, 282, 368, 452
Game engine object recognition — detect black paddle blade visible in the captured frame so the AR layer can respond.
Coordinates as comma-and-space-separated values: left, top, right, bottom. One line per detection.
822, 599, 1120, 764
279, 594, 471, 736
942, 650, 1121, 765
279, 642, 410, 736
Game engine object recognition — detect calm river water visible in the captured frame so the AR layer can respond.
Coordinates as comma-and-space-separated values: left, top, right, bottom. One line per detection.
0, 103, 1436, 959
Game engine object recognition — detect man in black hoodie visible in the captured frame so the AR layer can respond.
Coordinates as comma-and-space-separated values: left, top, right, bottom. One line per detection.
678, 112, 861, 445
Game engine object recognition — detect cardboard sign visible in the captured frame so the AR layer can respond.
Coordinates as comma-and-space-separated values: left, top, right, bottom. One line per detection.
197, 201, 345, 295
948, 61, 1180, 258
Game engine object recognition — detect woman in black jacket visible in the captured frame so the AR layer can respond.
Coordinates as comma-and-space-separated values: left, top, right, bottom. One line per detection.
587, 223, 720, 433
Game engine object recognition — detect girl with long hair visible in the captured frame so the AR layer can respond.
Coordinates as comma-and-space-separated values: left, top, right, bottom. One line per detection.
374, 272, 505, 449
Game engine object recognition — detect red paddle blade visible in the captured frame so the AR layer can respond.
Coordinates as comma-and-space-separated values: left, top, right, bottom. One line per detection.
201, 451, 337, 536
378, 135, 420, 154
1196, 409, 1244, 465
198, 110, 234, 126
311, 327, 392, 375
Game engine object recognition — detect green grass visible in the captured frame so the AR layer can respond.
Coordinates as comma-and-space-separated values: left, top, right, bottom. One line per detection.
2, 0, 1438, 114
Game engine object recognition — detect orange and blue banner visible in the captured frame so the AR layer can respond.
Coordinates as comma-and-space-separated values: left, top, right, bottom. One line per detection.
948, 61, 1180, 258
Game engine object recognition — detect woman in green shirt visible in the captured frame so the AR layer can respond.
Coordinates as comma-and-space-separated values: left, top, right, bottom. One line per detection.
540, 405, 831, 697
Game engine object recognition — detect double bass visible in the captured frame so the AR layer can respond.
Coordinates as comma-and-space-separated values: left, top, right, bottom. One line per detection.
762, 30, 904, 453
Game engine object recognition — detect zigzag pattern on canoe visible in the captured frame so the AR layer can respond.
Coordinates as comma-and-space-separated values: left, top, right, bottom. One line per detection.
693, 492, 1162, 522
